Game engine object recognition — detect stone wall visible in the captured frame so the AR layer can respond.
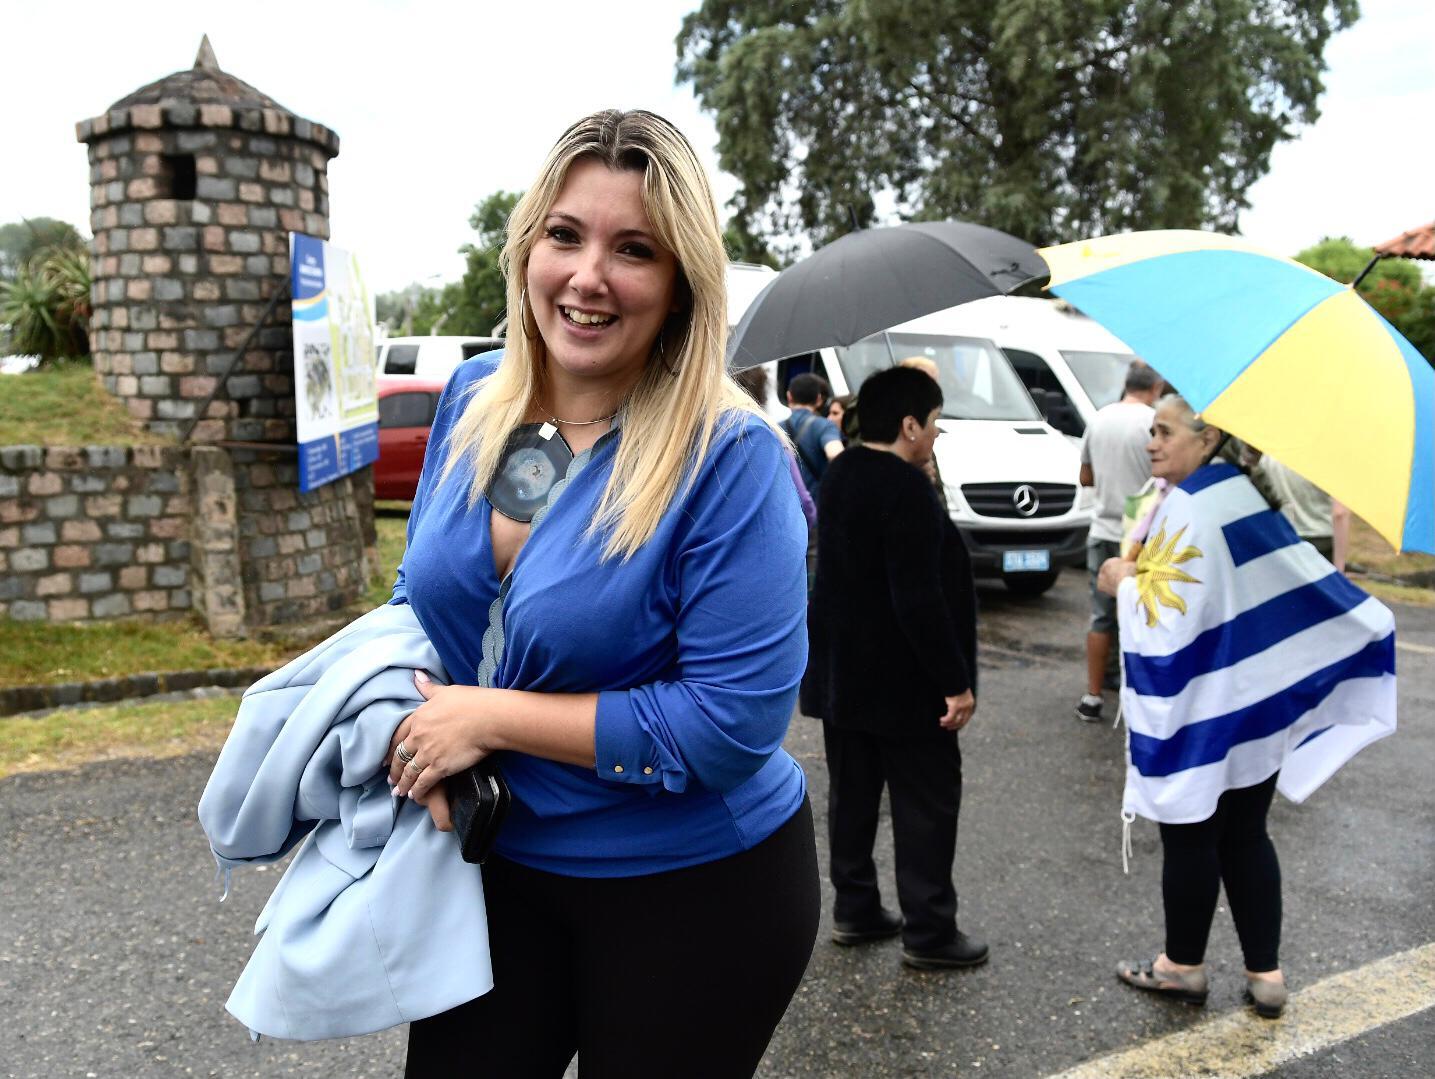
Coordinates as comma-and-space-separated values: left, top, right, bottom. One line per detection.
0, 444, 376, 632
0, 445, 191, 622
236, 455, 376, 625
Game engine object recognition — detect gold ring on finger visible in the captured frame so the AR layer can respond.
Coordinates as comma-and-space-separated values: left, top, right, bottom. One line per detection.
396, 741, 416, 764
405, 759, 423, 775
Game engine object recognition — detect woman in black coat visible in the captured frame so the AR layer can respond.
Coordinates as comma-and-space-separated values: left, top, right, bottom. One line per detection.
803, 365, 986, 970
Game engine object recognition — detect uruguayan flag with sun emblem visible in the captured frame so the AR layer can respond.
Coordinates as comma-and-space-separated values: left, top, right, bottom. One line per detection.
1117, 462, 1396, 824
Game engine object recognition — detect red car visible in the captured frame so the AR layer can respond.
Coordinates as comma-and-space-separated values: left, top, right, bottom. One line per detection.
375, 376, 446, 501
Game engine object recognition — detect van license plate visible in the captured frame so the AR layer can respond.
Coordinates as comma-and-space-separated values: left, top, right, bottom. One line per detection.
1003, 550, 1050, 573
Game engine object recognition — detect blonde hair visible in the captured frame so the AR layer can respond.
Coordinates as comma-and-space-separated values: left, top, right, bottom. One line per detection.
898, 356, 940, 382
441, 110, 772, 559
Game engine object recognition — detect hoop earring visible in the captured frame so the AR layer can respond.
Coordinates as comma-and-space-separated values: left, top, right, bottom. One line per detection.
518, 288, 537, 341
652, 328, 679, 377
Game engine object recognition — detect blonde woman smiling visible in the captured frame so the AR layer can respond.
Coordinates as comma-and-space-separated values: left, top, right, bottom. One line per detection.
384, 110, 818, 1077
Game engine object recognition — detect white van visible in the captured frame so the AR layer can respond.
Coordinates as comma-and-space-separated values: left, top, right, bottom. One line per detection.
940, 296, 1142, 443
726, 263, 1089, 595
376, 335, 505, 381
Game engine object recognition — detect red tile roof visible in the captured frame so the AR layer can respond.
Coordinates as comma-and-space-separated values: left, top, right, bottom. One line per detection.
1374, 222, 1435, 260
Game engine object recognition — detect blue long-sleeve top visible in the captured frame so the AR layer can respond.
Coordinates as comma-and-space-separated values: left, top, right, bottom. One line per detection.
391, 354, 809, 877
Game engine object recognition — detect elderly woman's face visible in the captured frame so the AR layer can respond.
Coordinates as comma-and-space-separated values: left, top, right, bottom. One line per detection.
1147, 400, 1217, 484
527, 158, 680, 388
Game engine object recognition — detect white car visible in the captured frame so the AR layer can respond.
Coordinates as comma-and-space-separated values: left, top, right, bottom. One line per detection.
375, 335, 505, 382
0, 354, 40, 374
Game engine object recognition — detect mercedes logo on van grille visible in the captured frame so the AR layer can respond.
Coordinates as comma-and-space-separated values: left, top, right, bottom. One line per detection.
1012, 484, 1040, 517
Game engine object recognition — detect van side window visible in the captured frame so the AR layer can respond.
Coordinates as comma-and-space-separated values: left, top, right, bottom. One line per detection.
1004, 348, 1084, 438
385, 344, 419, 376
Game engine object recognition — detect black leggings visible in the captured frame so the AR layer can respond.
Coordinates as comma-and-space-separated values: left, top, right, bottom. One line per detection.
406, 799, 820, 1079
1159, 774, 1281, 972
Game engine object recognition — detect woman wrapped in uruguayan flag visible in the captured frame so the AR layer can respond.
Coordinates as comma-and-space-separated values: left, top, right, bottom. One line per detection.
1101, 394, 1396, 1018
1117, 457, 1396, 823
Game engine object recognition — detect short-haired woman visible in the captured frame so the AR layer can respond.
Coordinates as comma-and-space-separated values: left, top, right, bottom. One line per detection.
805, 365, 985, 970
385, 110, 818, 1076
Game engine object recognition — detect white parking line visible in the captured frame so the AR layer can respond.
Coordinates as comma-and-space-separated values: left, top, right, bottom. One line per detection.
1395, 640, 1435, 655
1045, 941, 1435, 1079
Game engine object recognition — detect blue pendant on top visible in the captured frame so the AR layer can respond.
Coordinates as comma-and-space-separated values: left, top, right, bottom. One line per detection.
487, 422, 575, 523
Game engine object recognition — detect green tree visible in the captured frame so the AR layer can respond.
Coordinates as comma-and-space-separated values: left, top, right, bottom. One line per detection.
411, 284, 461, 336
0, 245, 91, 364
0, 218, 85, 283
723, 217, 783, 269
1294, 236, 1435, 362
444, 190, 523, 336
373, 192, 522, 339
1294, 235, 1420, 290
374, 289, 409, 329
375, 283, 445, 335
677, 0, 1359, 248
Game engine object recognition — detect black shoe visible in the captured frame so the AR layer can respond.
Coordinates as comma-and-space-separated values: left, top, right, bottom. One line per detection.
902, 932, 990, 970
1076, 694, 1104, 722
831, 907, 903, 946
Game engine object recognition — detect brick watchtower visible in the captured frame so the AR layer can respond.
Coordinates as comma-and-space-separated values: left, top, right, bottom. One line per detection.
77, 35, 338, 443
74, 38, 375, 634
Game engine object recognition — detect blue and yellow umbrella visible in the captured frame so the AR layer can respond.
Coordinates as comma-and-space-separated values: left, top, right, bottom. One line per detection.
1040, 230, 1435, 554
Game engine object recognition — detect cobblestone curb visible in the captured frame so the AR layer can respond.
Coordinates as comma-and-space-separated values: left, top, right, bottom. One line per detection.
0, 665, 270, 718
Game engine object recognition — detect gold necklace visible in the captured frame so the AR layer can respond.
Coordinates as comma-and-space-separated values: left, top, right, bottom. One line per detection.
539, 401, 621, 427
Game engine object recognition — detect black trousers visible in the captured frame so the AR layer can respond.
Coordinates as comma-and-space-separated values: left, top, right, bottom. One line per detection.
1159, 774, 1282, 972
405, 799, 820, 1079
821, 723, 962, 951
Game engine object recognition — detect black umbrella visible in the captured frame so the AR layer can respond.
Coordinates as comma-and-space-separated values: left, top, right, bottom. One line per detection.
726, 220, 1047, 370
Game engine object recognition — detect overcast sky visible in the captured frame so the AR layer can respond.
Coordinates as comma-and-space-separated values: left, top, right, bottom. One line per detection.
4, 0, 1431, 294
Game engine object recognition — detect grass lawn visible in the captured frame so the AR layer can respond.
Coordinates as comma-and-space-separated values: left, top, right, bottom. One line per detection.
363, 510, 409, 607
0, 361, 163, 446
1348, 514, 1435, 580
0, 508, 413, 778
1359, 579, 1435, 608
0, 616, 294, 688
0, 693, 238, 779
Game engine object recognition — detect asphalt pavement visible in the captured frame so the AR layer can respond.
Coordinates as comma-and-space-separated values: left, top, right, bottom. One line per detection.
2, 568, 1431, 1078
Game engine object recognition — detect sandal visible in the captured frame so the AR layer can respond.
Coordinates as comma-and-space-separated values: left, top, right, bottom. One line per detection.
1244, 976, 1287, 1019
1115, 957, 1209, 1005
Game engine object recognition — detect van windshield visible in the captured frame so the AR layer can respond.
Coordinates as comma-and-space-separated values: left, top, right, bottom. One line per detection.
1060, 350, 1136, 410
835, 332, 1041, 421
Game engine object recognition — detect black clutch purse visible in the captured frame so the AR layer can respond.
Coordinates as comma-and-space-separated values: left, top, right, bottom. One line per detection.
446, 758, 511, 864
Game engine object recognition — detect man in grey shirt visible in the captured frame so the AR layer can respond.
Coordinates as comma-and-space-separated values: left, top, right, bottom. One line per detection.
1076, 363, 1162, 721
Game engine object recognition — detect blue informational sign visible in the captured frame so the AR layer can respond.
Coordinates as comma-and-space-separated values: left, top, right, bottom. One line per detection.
289, 233, 379, 492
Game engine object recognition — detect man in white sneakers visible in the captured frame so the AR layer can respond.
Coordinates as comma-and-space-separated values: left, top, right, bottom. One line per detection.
1076, 362, 1162, 722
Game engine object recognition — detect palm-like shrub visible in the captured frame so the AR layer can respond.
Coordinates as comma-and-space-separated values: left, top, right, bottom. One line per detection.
0, 245, 90, 365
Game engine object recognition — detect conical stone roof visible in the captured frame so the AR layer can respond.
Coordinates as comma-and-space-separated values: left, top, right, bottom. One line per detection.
108, 35, 291, 114
76, 35, 338, 155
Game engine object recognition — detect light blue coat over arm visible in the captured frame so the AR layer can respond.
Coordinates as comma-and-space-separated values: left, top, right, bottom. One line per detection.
198, 602, 492, 1041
